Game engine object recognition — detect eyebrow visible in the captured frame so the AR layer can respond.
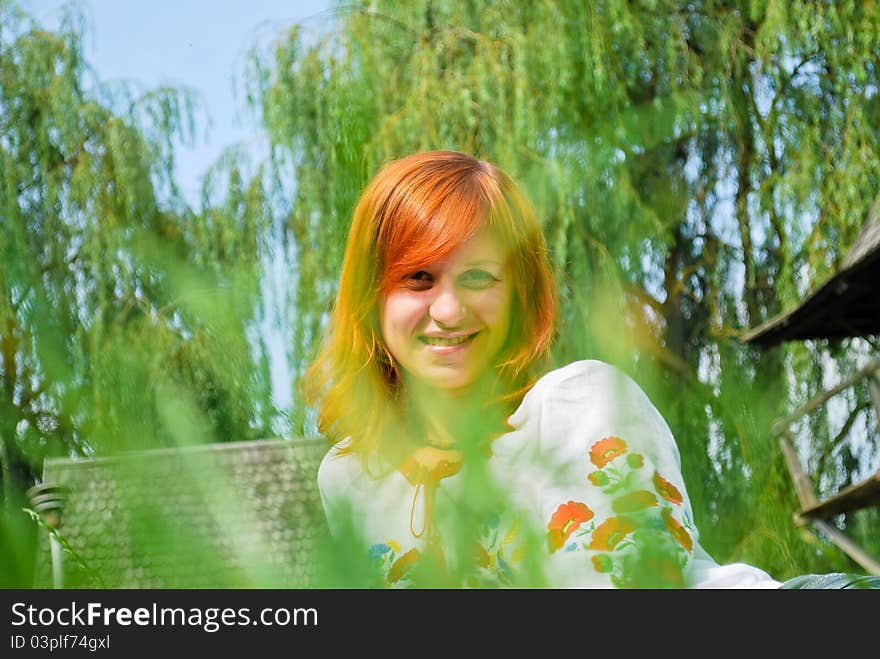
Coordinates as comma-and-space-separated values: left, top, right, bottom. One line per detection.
464, 260, 504, 267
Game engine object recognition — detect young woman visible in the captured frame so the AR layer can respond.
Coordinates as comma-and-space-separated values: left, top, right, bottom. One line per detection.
305, 150, 782, 588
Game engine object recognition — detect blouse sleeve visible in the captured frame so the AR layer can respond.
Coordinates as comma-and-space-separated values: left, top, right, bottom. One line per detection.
316, 438, 357, 540
498, 360, 702, 588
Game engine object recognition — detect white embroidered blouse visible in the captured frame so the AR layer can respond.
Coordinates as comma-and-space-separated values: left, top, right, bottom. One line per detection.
317, 360, 782, 588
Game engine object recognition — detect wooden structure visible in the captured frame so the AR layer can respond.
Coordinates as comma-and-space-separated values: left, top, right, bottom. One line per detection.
741, 197, 880, 348
742, 198, 880, 575
27, 437, 329, 588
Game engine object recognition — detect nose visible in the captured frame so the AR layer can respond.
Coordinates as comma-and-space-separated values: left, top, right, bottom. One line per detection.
429, 283, 466, 327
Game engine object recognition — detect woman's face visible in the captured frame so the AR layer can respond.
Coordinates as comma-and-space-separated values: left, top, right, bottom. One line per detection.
380, 225, 513, 396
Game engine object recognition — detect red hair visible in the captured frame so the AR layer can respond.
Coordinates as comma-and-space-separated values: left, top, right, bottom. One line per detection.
302, 150, 557, 460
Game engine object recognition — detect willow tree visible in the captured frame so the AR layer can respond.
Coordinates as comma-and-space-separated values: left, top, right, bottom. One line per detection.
244, 0, 880, 579
0, 1, 275, 585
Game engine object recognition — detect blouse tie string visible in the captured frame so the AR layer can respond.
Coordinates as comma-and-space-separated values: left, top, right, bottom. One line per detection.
400, 449, 462, 541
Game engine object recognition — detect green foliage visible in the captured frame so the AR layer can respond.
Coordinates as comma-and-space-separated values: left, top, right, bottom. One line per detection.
0, 0, 276, 585
3, 0, 878, 587
245, 0, 880, 579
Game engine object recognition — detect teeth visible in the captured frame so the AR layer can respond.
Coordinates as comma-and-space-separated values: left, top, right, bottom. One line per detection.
423, 334, 473, 346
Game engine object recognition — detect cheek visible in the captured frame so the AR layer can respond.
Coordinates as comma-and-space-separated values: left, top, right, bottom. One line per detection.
474, 284, 514, 327
381, 292, 427, 340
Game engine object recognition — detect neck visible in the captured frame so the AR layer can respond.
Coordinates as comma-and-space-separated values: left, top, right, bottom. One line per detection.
404, 372, 510, 451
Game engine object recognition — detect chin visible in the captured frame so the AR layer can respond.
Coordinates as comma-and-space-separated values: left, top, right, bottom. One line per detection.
418, 367, 479, 393
428, 376, 474, 392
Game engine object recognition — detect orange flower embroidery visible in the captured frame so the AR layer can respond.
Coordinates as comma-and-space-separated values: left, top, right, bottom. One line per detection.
662, 508, 693, 552
653, 471, 683, 505
588, 516, 638, 551
387, 548, 420, 584
547, 501, 594, 552
590, 436, 628, 468
612, 490, 659, 513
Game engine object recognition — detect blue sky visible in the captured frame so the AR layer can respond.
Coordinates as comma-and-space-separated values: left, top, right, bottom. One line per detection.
23, 0, 334, 418
24, 0, 331, 205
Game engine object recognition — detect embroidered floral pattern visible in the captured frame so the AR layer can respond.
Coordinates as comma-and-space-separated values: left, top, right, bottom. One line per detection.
592, 553, 614, 573
653, 471, 683, 505
566, 434, 697, 586
474, 543, 491, 568
387, 547, 421, 584
626, 453, 644, 469
589, 436, 628, 468
587, 515, 638, 550
368, 540, 421, 587
588, 470, 609, 486
662, 508, 693, 552
367, 434, 696, 588
612, 490, 658, 513
370, 515, 526, 588
584, 436, 645, 494
547, 501, 594, 552
466, 514, 524, 587
368, 543, 391, 561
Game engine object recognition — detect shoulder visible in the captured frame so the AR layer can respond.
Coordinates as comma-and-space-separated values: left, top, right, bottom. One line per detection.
501, 359, 681, 469
509, 359, 654, 427
534, 359, 634, 392
316, 437, 358, 499
317, 437, 396, 499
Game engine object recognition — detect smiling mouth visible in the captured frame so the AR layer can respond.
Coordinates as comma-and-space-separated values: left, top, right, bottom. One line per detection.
419, 332, 479, 347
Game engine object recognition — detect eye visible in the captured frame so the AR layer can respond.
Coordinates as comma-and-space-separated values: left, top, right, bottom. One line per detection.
403, 270, 433, 290
459, 269, 500, 289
